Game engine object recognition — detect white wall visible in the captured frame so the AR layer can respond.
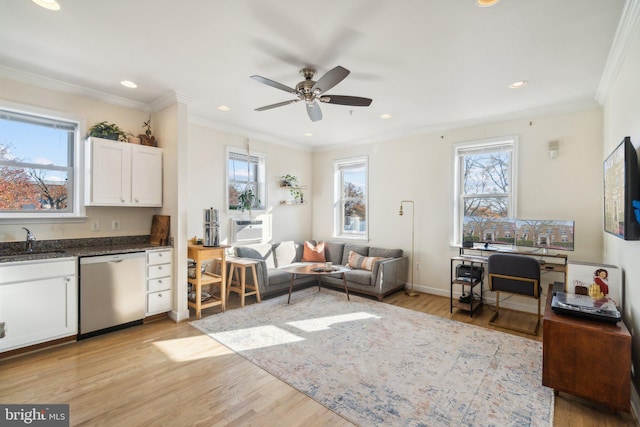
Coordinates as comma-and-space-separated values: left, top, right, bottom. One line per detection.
0, 77, 157, 241
603, 24, 640, 391
186, 122, 313, 245
313, 108, 604, 309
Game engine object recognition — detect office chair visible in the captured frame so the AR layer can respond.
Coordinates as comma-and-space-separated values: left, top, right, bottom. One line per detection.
488, 253, 541, 335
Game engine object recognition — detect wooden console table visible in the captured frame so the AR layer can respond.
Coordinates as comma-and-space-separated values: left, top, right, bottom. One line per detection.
187, 244, 230, 319
542, 284, 631, 412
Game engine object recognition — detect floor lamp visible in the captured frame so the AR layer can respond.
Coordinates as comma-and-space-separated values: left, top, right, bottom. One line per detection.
399, 200, 418, 297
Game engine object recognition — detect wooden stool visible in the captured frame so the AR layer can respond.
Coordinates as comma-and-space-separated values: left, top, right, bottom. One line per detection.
226, 258, 261, 307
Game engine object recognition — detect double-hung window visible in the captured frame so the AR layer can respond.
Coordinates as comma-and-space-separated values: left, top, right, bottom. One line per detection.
452, 136, 517, 245
227, 147, 266, 212
0, 106, 81, 219
334, 156, 368, 239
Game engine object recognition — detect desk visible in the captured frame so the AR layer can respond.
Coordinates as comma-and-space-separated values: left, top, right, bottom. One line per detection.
450, 247, 568, 317
187, 244, 230, 319
542, 284, 631, 412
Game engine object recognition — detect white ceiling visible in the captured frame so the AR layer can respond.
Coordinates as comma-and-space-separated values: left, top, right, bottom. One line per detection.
0, 0, 627, 148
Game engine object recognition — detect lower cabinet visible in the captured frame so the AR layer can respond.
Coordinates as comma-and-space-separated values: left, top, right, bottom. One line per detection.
0, 258, 77, 353
146, 248, 173, 315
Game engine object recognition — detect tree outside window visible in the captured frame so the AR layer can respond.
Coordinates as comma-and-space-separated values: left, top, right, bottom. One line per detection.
334, 157, 368, 238
227, 148, 265, 212
453, 137, 517, 245
0, 109, 75, 215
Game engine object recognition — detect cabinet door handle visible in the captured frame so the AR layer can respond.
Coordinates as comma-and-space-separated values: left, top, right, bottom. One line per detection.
135, 198, 139, 203
158, 293, 163, 298
158, 279, 163, 284
0, 321, 6, 339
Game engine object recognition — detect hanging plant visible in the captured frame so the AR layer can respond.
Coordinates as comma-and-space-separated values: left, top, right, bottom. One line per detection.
238, 188, 260, 212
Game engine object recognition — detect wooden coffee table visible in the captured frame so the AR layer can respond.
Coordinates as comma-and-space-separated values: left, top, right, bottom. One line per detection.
280, 264, 351, 304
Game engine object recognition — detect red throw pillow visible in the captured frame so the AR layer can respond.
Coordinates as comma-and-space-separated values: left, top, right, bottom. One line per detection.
302, 241, 326, 262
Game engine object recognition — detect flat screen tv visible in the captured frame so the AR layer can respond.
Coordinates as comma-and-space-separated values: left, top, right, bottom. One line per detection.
603, 136, 640, 240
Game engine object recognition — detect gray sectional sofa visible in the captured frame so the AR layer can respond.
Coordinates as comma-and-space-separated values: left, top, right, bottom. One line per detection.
234, 240, 408, 301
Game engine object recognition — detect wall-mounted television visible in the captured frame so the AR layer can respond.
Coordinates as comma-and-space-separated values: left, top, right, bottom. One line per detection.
603, 136, 640, 240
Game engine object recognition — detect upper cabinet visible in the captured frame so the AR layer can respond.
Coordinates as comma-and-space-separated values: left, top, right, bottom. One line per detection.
85, 137, 163, 207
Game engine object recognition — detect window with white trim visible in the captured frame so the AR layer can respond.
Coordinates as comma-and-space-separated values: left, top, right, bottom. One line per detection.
452, 136, 517, 245
227, 147, 266, 212
334, 156, 368, 239
0, 107, 81, 218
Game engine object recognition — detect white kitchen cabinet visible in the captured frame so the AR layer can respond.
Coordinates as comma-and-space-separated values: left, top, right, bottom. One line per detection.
85, 137, 163, 207
0, 258, 77, 353
146, 248, 173, 315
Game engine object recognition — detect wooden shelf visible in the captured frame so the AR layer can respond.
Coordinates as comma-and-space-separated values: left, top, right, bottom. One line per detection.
187, 271, 222, 286
280, 200, 308, 205
280, 184, 308, 189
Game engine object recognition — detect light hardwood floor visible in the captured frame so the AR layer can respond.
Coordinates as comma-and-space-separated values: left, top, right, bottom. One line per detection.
0, 289, 636, 426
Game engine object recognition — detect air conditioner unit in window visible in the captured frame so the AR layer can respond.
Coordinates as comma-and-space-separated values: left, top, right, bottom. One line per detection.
231, 219, 264, 244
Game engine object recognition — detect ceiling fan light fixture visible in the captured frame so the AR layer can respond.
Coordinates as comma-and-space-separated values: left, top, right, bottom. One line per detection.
509, 80, 529, 89
475, 0, 500, 7
32, 0, 61, 11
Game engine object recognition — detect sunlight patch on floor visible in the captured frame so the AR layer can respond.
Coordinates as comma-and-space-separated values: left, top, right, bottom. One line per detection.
153, 335, 234, 361
210, 325, 305, 351
287, 311, 380, 332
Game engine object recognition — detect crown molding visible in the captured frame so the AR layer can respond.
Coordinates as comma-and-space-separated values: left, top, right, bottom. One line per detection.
0, 65, 151, 112
595, 0, 640, 103
188, 114, 312, 152
150, 91, 195, 112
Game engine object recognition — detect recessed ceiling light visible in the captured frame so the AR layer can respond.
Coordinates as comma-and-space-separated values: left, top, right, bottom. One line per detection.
476, 0, 500, 7
32, 0, 61, 11
120, 80, 137, 88
304, 132, 313, 137
380, 114, 392, 119
509, 80, 528, 89
218, 105, 230, 111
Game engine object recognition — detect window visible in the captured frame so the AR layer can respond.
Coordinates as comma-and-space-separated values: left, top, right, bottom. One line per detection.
452, 136, 517, 245
0, 106, 82, 219
334, 156, 368, 239
227, 147, 266, 212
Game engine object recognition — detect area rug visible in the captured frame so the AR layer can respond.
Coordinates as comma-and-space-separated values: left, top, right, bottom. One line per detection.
191, 288, 554, 427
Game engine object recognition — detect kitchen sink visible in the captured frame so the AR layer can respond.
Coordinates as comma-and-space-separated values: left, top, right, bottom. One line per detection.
0, 249, 67, 261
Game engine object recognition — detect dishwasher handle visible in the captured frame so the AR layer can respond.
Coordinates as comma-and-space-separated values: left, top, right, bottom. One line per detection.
79, 252, 145, 264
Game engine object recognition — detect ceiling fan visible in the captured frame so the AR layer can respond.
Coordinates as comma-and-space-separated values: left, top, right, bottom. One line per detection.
250, 66, 373, 122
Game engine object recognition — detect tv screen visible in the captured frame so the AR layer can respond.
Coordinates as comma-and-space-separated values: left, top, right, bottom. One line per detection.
604, 137, 640, 240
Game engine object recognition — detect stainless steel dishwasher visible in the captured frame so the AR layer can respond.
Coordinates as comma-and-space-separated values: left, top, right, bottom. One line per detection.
79, 252, 146, 339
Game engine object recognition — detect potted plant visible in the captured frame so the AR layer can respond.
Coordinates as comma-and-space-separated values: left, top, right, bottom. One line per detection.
87, 121, 126, 141
281, 174, 303, 203
281, 174, 299, 187
138, 117, 157, 146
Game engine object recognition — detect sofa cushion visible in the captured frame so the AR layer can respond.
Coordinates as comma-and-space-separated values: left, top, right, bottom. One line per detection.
341, 244, 368, 265
235, 243, 275, 269
302, 241, 326, 262
347, 251, 385, 271
274, 240, 300, 267
369, 247, 403, 258
324, 242, 344, 265
344, 269, 373, 286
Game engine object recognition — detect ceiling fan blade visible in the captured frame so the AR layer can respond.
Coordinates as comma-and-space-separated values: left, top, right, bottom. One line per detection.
250, 75, 297, 94
306, 101, 322, 122
311, 66, 350, 93
320, 95, 373, 107
255, 99, 300, 111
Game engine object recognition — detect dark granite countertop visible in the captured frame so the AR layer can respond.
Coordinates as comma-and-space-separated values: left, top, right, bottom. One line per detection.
0, 236, 172, 263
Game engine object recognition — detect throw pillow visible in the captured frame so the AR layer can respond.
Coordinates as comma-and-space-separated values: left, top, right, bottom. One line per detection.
348, 251, 385, 271
302, 241, 326, 262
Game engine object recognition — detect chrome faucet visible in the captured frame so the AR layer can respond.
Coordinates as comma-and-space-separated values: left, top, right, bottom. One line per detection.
22, 227, 36, 252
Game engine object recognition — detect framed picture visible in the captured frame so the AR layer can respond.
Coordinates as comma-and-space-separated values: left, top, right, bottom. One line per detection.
567, 261, 621, 310
603, 137, 640, 240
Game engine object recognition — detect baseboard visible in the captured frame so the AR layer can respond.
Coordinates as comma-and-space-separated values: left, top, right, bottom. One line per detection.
169, 309, 190, 323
